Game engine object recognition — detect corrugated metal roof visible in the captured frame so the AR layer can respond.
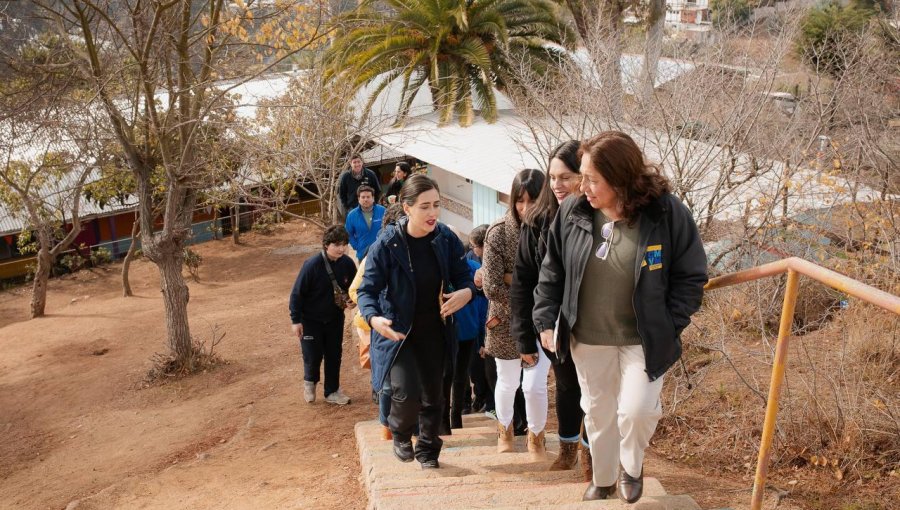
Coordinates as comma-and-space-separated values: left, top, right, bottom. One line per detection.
0, 166, 138, 236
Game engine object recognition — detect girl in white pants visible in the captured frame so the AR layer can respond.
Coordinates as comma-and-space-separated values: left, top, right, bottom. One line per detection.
481, 169, 549, 454
494, 341, 551, 440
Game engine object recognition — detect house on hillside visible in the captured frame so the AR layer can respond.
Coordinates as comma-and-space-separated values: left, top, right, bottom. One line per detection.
666, 0, 710, 25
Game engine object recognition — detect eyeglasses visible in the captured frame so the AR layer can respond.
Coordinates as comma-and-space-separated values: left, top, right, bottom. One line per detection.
595, 221, 615, 260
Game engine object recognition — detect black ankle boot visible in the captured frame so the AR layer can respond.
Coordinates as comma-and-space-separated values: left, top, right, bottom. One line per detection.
582, 482, 615, 501
617, 465, 644, 503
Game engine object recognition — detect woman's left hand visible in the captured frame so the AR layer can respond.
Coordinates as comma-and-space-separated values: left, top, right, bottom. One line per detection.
441, 288, 473, 318
520, 353, 538, 367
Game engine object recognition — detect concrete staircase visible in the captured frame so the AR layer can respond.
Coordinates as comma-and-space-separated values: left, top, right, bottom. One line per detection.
355, 414, 702, 510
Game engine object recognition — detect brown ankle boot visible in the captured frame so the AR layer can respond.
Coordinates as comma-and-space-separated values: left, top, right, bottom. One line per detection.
580, 443, 593, 482
497, 421, 515, 453
549, 440, 578, 471
381, 425, 392, 441
526, 429, 546, 458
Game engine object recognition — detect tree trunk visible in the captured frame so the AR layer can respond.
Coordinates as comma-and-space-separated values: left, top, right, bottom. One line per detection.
641, 0, 666, 103
212, 208, 220, 240
122, 213, 140, 297
156, 242, 193, 368
30, 248, 53, 318
565, 0, 595, 43
231, 205, 240, 244
599, 0, 625, 118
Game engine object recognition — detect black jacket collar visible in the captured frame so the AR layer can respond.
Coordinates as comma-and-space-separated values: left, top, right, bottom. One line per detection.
568, 193, 670, 229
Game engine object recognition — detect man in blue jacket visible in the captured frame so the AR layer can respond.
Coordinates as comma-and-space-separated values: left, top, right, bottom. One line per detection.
344, 185, 385, 259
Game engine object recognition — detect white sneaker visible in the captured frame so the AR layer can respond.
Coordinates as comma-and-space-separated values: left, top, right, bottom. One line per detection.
304, 381, 316, 403
325, 389, 351, 405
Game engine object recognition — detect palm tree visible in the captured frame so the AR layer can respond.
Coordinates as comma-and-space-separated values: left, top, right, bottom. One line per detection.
325, 0, 574, 126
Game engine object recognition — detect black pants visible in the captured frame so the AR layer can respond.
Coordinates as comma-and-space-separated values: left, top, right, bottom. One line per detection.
300, 319, 344, 397
484, 354, 527, 433
550, 350, 584, 440
389, 315, 445, 461
443, 339, 474, 427
469, 341, 493, 411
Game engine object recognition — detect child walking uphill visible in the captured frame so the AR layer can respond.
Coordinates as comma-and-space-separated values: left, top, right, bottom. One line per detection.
443, 248, 488, 430
289, 225, 357, 405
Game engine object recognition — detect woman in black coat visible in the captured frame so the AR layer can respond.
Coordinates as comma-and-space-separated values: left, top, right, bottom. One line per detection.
357, 174, 475, 469
532, 131, 708, 503
509, 140, 589, 475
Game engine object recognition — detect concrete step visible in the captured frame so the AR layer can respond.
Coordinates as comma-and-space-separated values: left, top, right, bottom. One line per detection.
375, 484, 699, 510
491, 495, 702, 510
356, 419, 702, 510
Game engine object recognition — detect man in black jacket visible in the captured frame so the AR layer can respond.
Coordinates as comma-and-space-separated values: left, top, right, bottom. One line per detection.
338, 155, 382, 215
289, 225, 357, 405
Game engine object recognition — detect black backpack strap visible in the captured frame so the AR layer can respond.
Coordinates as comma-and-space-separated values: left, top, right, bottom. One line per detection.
321, 251, 343, 295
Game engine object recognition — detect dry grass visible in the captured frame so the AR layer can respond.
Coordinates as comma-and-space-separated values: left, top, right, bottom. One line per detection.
655, 280, 899, 509
143, 323, 227, 384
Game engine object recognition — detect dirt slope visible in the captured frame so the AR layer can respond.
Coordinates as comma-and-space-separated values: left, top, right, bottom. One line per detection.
0, 222, 371, 510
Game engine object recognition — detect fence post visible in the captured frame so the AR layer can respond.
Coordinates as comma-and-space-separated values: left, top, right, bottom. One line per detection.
750, 268, 800, 510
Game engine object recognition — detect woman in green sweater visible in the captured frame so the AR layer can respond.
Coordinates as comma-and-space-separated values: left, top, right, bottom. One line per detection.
532, 131, 708, 503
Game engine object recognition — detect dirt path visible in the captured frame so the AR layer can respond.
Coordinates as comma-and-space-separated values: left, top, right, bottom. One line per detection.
0, 222, 373, 510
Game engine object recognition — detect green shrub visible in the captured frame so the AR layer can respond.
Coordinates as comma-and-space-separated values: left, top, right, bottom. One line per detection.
796, 1, 875, 76
710, 0, 752, 28
251, 212, 279, 235
90, 247, 113, 266
183, 247, 202, 281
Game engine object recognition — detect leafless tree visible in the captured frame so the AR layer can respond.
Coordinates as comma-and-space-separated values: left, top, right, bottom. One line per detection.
0, 115, 95, 317
31, 0, 331, 373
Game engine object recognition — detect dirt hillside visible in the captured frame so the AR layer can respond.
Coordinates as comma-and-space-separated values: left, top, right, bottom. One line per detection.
0, 222, 374, 510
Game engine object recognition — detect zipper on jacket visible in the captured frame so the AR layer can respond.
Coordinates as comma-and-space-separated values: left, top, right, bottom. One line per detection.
631, 214, 655, 376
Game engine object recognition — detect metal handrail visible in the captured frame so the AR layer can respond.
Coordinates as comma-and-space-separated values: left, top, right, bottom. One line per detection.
703, 256, 900, 510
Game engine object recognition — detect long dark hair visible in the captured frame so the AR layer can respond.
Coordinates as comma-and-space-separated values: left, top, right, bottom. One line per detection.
395, 161, 411, 179
579, 131, 670, 224
399, 173, 440, 206
509, 168, 545, 226
524, 140, 581, 227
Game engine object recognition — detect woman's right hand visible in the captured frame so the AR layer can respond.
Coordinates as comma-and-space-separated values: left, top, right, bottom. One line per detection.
371, 317, 406, 342
539, 329, 555, 352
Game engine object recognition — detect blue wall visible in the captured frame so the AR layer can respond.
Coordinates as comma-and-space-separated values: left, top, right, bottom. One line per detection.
472, 182, 508, 227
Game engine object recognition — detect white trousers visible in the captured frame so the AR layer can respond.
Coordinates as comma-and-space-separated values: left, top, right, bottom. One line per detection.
570, 340, 664, 487
494, 342, 551, 433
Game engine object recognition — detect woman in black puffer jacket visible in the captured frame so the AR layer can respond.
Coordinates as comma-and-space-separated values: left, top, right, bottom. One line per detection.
509, 141, 590, 477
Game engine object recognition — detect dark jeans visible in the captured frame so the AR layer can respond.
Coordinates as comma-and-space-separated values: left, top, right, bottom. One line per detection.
389, 315, 445, 462
469, 343, 493, 411
443, 339, 474, 427
300, 319, 344, 397
550, 350, 585, 440
484, 354, 527, 433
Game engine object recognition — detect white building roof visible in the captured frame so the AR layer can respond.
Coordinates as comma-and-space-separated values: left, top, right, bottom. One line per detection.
373, 111, 890, 225
375, 112, 542, 194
